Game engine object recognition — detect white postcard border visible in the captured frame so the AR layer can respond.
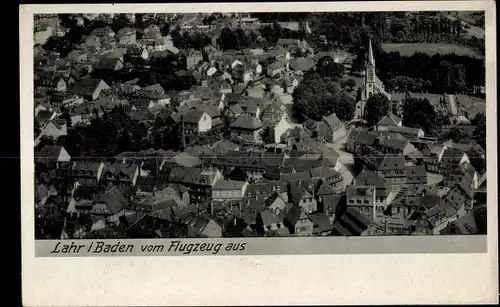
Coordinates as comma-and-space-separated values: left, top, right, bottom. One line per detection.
21, 1, 498, 306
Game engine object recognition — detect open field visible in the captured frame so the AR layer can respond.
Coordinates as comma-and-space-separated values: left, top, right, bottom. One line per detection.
381, 43, 483, 59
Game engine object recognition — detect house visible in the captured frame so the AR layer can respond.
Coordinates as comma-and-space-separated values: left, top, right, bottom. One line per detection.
257, 209, 284, 234
34, 74, 67, 93
91, 187, 128, 223
443, 181, 475, 215
309, 166, 343, 192
287, 183, 317, 213
422, 144, 448, 173
288, 57, 315, 74
440, 210, 480, 235
212, 180, 249, 202
129, 84, 171, 107
91, 26, 115, 37
116, 27, 136, 45
267, 59, 288, 77
94, 57, 124, 72
345, 129, 377, 153
184, 216, 223, 238
387, 125, 424, 139
37, 120, 68, 140
270, 116, 293, 144
309, 213, 333, 236
186, 49, 203, 70
101, 163, 140, 188
317, 113, 347, 143
126, 45, 149, 60
331, 207, 378, 236
71, 78, 110, 101
361, 151, 407, 185
230, 114, 264, 144
439, 148, 470, 173
69, 104, 93, 125
35, 110, 56, 127
182, 109, 212, 134
353, 170, 392, 211
209, 140, 240, 156
72, 161, 105, 186
406, 164, 428, 185
373, 137, 417, 157
376, 112, 403, 130
283, 205, 314, 236
346, 185, 377, 223
35, 145, 71, 169
214, 151, 285, 183
167, 167, 222, 205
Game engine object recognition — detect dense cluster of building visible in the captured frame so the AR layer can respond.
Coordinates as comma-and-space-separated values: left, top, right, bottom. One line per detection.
34, 13, 487, 239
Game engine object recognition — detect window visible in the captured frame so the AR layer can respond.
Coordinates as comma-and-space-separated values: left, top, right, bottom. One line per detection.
349, 200, 354, 204
363, 199, 369, 204
356, 199, 362, 204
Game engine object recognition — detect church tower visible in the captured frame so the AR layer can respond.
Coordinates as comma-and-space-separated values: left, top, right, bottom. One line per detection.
364, 38, 376, 100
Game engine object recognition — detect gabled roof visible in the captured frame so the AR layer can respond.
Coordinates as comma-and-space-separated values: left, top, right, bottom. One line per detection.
316, 181, 336, 196
322, 113, 342, 129
372, 154, 406, 171
91, 26, 114, 37
103, 162, 138, 178
72, 78, 108, 97
213, 180, 247, 191
230, 114, 263, 130
310, 213, 333, 234
406, 164, 427, 178
289, 57, 315, 72
331, 207, 374, 236
284, 205, 305, 225
182, 109, 207, 124
96, 186, 128, 215
441, 148, 465, 160
387, 125, 422, 135
260, 209, 282, 225
377, 112, 402, 126
95, 57, 122, 70
354, 170, 388, 189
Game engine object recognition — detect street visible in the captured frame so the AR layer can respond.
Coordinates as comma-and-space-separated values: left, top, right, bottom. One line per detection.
326, 134, 356, 187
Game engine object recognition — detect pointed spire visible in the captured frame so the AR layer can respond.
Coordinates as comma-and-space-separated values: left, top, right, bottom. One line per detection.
367, 37, 375, 67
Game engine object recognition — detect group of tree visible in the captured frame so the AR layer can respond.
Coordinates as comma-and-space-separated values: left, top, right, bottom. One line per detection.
217, 27, 259, 51
376, 52, 484, 94
90, 53, 197, 92
169, 27, 212, 50
401, 97, 441, 136
36, 107, 182, 160
364, 93, 390, 127
259, 22, 308, 45
292, 70, 355, 123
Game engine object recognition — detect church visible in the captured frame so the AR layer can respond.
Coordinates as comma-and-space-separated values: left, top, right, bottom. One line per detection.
355, 38, 391, 120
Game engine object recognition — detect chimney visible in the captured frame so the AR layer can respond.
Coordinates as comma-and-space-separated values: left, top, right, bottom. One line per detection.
181, 114, 186, 149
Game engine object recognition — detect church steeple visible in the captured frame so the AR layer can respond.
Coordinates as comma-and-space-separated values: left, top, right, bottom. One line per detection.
364, 37, 376, 100
367, 37, 375, 67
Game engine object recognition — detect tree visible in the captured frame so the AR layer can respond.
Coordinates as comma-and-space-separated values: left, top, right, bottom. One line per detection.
471, 113, 486, 149
402, 97, 438, 134
334, 94, 356, 121
218, 27, 239, 50
365, 93, 390, 126
345, 78, 357, 90
260, 127, 274, 144
445, 125, 474, 144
